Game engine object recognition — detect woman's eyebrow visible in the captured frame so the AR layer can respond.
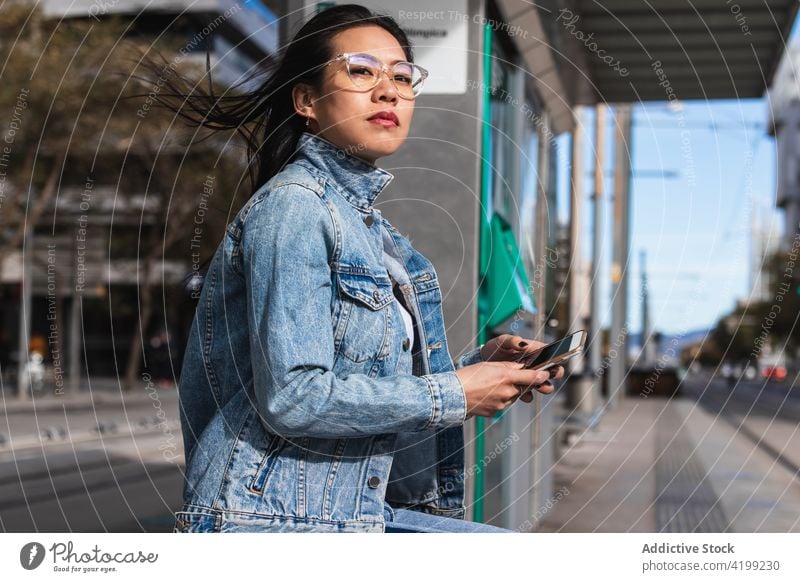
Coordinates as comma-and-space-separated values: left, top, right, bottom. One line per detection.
358, 52, 407, 64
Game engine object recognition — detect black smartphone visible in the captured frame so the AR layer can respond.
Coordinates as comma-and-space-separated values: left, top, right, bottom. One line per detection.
518, 330, 587, 371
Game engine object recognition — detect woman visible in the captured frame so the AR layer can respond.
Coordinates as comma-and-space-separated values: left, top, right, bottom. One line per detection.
168, 4, 563, 533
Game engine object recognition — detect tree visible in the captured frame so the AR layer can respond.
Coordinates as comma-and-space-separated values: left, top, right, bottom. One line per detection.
760, 246, 800, 354
0, 1, 248, 393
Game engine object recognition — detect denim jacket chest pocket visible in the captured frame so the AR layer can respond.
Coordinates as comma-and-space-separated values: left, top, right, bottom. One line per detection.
332, 265, 394, 364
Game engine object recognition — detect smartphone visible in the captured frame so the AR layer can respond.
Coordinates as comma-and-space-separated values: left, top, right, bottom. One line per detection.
518, 330, 587, 371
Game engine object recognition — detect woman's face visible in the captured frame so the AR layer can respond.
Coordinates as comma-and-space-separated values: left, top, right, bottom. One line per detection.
293, 25, 415, 165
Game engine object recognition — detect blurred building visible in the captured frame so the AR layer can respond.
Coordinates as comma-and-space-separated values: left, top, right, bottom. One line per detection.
748, 202, 783, 303
768, 40, 800, 246
43, 0, 279, 86
0, 1, 279, 379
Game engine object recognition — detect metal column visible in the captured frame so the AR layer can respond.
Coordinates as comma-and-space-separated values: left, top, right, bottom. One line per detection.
607, 104, 634, 408
589, 105, 606, 396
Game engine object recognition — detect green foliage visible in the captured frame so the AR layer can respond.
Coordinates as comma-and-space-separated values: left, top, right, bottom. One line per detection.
687, 244, 800, 367
0, 0, 248, 256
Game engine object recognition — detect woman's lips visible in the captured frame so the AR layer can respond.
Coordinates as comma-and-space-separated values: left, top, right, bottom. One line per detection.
367, 111, 399, 127
368, 117, 398, 127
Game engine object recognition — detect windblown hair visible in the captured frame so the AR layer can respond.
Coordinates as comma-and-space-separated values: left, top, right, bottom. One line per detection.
133, 4, 413, 196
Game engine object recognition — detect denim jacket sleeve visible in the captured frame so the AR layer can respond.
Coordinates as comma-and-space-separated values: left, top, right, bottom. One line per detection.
454, 346, 483, 369
240, 184, 467, 438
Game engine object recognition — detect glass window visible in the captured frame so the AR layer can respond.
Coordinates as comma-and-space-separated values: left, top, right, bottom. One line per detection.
488, 39, 516, 228
545, 138, 559, 315
519, 97, 540, 273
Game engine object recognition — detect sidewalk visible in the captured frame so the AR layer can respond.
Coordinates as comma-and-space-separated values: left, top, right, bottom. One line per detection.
0, 377, 178, 415
538, 395, 800, 532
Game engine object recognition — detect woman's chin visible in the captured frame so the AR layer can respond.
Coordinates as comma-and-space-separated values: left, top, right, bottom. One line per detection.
362, 139, 403, 160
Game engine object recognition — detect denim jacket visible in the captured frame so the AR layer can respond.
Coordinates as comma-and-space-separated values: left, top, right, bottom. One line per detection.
174, 131, 484, 533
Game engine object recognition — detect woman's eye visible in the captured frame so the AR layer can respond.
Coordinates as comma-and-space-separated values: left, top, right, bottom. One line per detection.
394, 75, 412, 85
350, 66, 375, 77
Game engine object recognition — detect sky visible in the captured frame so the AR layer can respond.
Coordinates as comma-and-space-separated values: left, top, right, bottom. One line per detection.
554, 22, 799, 338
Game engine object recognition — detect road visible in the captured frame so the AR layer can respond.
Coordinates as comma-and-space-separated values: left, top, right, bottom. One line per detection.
0, 390, 185, 532
683, 372, 800, 479
2, 372, 796, 533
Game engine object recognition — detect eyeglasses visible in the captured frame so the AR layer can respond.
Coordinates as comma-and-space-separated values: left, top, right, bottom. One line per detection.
324, 52, 429, 100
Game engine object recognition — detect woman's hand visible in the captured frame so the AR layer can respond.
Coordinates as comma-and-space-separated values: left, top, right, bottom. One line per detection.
480, 333, 548, 363
454, 361, 561, 420
476, 334, 566, 407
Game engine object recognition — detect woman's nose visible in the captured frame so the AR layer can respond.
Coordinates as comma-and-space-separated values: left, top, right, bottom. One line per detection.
373, 70, 399, 101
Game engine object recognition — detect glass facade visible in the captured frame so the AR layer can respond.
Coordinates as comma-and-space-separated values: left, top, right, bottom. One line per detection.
520, 99, 540, 278
474, 1, 559, 528
487, 40, 516, 229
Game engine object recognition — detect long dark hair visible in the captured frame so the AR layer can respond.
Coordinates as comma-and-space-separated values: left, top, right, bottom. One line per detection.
135, 3, 413, 197
130, 4, 414, 295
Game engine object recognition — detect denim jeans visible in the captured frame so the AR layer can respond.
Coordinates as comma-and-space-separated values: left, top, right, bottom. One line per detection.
383, 502, 513, 533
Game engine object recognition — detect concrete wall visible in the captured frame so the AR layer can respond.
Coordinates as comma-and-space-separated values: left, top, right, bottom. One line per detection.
281, 0, 558, 529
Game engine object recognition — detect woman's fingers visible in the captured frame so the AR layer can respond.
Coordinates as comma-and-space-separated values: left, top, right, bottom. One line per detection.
489, 335, 544, 359
510, 367, 551, 386
517, 381, 554, 396
507, 334, 544, 349
516, 380, 554, 402
485, 335, 527, 361
512, 338, 548, 357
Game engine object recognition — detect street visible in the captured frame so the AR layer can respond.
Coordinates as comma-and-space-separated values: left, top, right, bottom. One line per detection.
538, 372, 800, 533
686, 372, 800, 482
2, 372, 798, 533
0, 390, 184, 532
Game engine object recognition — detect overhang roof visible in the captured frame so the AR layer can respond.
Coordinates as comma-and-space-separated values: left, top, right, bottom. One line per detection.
497, 0, 799, 133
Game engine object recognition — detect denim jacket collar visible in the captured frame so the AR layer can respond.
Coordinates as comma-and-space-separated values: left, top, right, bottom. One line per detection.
293, 131, 394, 212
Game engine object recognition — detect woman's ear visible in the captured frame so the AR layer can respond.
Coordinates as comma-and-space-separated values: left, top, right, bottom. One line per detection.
291, 83, 316, 123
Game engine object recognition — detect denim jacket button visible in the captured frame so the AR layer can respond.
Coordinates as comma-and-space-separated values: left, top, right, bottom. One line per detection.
364, 214, 374, 227
402, 337, 411, 351
367, 475, 381, 488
